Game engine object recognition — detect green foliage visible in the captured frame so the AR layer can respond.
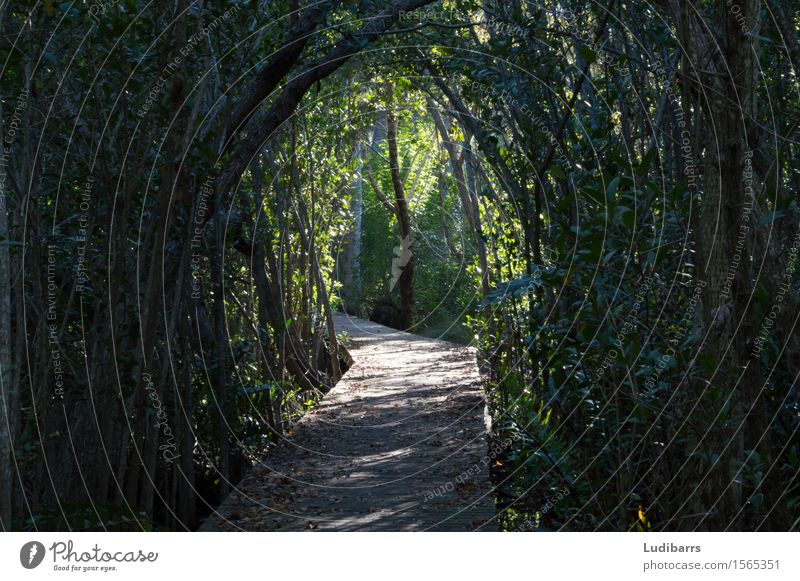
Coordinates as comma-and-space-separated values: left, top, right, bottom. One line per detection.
3, 0, 798, 534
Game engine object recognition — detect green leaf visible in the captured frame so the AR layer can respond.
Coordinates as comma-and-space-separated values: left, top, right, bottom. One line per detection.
550, 165, 566, 180
606, 176, 621, 199
484, 271, 543, 305
578, 46, 597, 64
759, 210, 784, 225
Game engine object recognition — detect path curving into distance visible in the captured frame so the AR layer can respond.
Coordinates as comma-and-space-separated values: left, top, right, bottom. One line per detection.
201, 313, 496, 531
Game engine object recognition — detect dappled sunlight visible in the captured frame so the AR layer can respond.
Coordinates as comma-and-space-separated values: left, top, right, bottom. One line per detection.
202, 315, 493, 531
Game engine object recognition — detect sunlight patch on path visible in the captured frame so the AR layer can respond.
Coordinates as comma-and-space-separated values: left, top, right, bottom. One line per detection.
201, 313, 495, 531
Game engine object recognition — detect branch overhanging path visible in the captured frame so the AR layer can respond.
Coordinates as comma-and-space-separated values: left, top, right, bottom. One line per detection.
202, 314, 495, 531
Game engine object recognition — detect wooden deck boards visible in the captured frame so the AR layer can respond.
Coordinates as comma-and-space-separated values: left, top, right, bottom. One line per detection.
201, 314, 496, 531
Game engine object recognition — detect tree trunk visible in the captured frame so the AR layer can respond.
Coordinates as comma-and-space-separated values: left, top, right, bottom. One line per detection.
340, 141, 363, 312
430, 106, 490, 296
386, 105, 414, 330
672, 0, 764, 529
0, 94, 14, 530
212, 205, 230, 497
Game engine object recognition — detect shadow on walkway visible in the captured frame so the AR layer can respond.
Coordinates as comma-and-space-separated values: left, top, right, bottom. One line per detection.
201, 313, 496, 531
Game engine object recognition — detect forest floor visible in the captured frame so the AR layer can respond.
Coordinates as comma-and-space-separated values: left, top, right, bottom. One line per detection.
201, 313, 496, 531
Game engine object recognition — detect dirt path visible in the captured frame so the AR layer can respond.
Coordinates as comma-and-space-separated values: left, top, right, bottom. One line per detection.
201, 313, 496, 531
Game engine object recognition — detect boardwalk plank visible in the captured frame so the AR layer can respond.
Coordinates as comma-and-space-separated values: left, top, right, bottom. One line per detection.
201, 314, 496, 531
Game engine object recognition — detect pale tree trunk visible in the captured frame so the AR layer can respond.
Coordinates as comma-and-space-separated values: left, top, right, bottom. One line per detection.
294, 198, 342, 383
429, 105, 490, 297
386, 96, 414, 330
340, 141, 363, 312
352, 144, 363, 305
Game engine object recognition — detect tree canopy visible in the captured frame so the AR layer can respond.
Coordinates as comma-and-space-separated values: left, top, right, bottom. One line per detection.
1, 0, 798, 532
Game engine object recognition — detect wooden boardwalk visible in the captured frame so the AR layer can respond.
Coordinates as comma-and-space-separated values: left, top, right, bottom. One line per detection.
201, 313, 496, 531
